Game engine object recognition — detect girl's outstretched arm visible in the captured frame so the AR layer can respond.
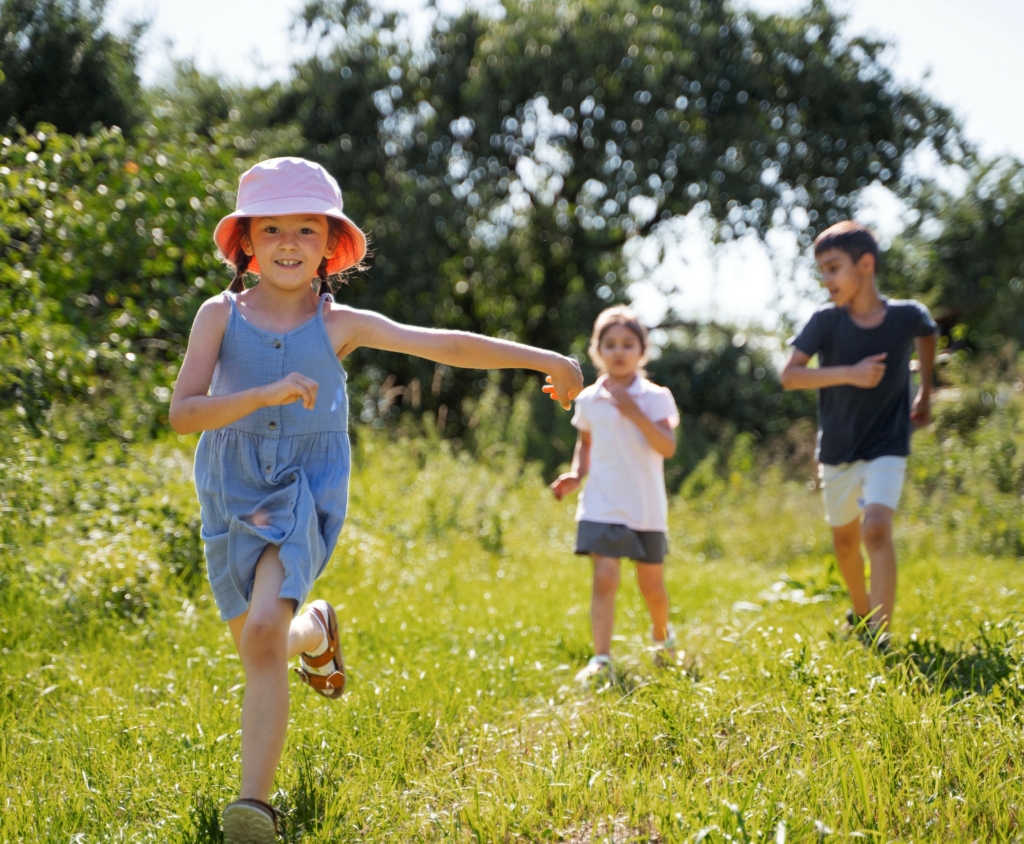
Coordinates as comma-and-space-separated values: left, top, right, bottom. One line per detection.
334, 307, 583, 408
550, 431, 591, 500
169, 297, 320, 435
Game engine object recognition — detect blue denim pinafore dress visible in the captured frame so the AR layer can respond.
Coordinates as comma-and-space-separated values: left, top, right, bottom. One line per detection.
193, 292, 350, 621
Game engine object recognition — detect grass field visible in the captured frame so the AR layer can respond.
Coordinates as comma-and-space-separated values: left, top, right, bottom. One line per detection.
2, 425, 1024, 842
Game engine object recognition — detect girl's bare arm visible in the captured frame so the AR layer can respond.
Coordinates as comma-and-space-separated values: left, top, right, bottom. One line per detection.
604, 384, 677, 458
332, 307, 583, 407
571, 430, 591, 479
633, 416, 676, 458
550, 431, 591, 500
168, 297, 318, 434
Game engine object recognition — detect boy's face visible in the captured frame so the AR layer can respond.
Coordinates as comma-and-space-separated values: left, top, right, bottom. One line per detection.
815, 248, 875, 307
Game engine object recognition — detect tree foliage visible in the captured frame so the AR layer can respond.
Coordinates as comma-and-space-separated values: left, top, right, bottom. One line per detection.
268, 0, 964, 448
0, 114, 302, 435
0, 0, 144, 134
886, 159, 1024, 352
5, 0, 1018, 480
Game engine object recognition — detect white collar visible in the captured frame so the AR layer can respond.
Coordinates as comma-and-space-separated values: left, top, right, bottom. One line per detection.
597, 374, 647, 397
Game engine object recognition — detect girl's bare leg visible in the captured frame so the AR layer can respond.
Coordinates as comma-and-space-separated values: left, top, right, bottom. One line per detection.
590, 554, 620, 656
636, 563, 670, 641
226, 545, 323, 803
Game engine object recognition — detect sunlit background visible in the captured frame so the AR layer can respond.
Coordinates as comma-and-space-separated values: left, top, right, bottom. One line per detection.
104, 0, 1024, 328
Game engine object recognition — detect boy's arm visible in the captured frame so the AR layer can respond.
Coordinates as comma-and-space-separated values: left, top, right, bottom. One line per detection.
780, 348, 888, 390
550, 431, 591, 500
910, 332, 937, 428
334, 307, 583, 408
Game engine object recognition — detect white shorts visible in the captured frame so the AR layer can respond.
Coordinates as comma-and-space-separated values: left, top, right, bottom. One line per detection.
819, 456, 907, 527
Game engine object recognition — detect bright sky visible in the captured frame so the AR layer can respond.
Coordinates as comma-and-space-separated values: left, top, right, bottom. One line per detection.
107, 0, 1024, 329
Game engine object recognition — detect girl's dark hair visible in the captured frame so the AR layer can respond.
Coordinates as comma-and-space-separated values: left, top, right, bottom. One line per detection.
224, 217, 348, 296
588, 305, 648, 375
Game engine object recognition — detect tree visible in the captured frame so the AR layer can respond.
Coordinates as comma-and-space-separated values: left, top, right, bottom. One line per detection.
0, 110, 302, 435
886, 158, 1024, 353
262, 0, 964, 465
0, 0, 144, 135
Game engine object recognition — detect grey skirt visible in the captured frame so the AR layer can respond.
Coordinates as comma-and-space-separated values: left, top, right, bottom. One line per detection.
574, 521, 667, 563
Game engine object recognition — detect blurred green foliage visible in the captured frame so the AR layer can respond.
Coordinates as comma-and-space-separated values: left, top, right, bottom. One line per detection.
272, 0, 963, 444
647, 322, 815, 484
0, 116, 304, 436
887, 158, 1024, 350
0, 0, 144, 134
0, 0, 1021, 483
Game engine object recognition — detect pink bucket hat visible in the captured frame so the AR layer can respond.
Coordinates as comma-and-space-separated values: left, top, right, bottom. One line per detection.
214, 157, 367, 276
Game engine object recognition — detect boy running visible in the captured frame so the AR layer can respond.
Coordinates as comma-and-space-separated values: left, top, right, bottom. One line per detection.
781, 221, 937, 650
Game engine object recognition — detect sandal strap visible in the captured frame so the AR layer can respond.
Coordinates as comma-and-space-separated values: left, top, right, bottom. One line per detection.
301, 646, 338, 670
293, 666, 346, 692
300, 606, 340, 669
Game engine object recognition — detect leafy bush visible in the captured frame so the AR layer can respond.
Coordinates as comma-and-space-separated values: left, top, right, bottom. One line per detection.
0, 117, 301, 436
0, 434, 202, 631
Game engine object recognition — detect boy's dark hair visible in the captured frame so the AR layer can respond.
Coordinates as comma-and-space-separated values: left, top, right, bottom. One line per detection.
813, 221, 879, 269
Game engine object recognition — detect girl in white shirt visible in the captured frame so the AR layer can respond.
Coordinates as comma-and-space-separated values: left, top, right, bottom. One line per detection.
551, 306, 680, 682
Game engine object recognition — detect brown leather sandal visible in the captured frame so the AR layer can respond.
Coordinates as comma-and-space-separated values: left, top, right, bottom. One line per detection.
222, 798, 279, 843
292, 600, 346, 699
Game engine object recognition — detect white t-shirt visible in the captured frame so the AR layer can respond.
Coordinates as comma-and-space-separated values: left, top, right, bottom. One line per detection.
571, 375, 680, 533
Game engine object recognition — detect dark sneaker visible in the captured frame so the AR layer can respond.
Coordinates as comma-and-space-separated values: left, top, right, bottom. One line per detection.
843, 609, 892, 654
223, 799, 279, 844
865, 629, 893, 656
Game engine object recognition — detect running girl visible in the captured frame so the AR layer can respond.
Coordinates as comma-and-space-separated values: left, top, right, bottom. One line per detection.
550, 306, 679, 683
169, 157, 583, 842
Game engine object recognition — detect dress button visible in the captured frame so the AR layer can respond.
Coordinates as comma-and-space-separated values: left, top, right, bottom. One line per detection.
273, 340, 282, 349
269, 421, 278, 430
265, 465, 271, 472
289, 474, 296, 482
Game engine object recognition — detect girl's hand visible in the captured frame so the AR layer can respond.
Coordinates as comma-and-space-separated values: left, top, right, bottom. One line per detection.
542, 356, 584, 409
259, 372, 320, 410
550, 472, 581, 501
605, 382, 642, 421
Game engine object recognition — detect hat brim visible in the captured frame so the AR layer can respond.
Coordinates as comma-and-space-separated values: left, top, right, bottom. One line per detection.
214, 200, 367, 276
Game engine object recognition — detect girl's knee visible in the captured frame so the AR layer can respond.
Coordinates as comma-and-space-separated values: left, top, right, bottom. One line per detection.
637, 566, 667, 597
592, 558, 620, 593
239, 612, 289, 666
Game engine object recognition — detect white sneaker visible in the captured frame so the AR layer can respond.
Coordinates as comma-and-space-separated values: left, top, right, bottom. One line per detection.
574, 655, 613, 684
651, 625, 677, 667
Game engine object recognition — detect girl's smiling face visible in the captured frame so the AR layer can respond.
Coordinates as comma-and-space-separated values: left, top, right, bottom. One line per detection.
597, 323, 645, 379
244, 214, 338, 291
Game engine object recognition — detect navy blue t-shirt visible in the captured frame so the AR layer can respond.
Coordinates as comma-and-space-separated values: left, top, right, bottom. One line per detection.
792, 299, 937, 465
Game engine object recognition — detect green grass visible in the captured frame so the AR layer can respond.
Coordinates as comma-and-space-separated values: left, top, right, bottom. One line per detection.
2, 431, 1024, 842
